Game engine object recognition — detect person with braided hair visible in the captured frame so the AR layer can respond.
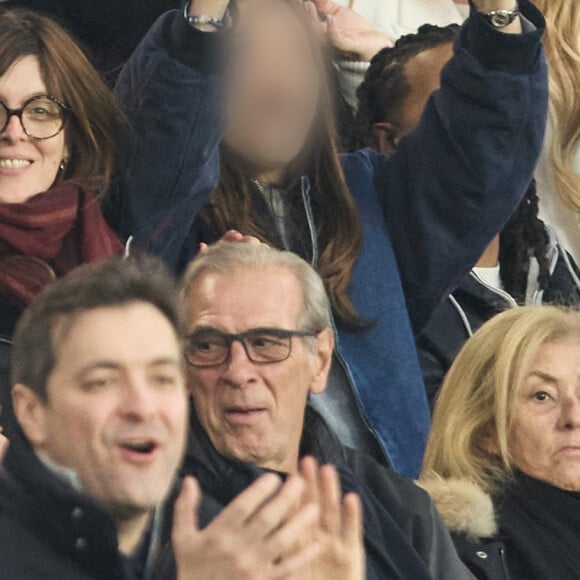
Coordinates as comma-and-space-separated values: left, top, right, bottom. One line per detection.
116, 0, 548, 479
309, 0, 468, 112
354, 24, 580, 408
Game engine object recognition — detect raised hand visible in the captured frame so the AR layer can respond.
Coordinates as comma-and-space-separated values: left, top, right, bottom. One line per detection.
305, 0, 393, 61
469, 0, 522, 34
172, 474, 321, 580
298, 457, 365, 580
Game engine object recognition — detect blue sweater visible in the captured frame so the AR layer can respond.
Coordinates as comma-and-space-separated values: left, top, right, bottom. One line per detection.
112, 1, 547, 478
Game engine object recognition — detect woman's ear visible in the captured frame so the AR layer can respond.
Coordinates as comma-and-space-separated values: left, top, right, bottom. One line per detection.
12, 384, 49, 448
482, 429, 501, 458
309, 328, 335, 396
372, 122, 398, 154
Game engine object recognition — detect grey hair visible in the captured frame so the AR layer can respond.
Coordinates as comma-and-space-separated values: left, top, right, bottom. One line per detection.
181, 242, 332, 334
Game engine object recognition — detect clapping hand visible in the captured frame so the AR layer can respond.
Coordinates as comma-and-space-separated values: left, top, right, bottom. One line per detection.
172, 474, 321, 580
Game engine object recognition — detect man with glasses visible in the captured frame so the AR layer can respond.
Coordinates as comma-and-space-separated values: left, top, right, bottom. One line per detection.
0, 256, 328, 580
181, 241, 475, 580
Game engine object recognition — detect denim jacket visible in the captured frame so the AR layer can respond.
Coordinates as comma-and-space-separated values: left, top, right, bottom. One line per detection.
111, 1, 547, 478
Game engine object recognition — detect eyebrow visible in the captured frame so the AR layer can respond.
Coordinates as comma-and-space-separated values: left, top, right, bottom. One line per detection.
188, 325, 293, 335
189, 325, 224, 333
0, 92, 52, 106
76, 358, 181, 378
526, 371, 559, 385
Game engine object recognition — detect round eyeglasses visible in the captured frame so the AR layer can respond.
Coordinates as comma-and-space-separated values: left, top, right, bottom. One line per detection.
0, 95, 70, 140
185, 328, 319, 368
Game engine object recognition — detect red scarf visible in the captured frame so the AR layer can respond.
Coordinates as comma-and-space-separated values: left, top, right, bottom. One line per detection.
0, 183, 123, 306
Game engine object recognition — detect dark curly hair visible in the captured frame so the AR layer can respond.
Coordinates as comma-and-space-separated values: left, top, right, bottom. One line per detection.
499, 180, 551, 303
353, 24, 551, 302
352, 23, 460, 151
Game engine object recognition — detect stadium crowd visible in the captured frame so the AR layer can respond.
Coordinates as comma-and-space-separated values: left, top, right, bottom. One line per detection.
0, 0, 579, 579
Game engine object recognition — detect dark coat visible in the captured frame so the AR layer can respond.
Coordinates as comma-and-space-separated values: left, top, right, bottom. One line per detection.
422, 473, 580, 580
0, 426, 219, 580
111, 2, 548, 478
182, 407, 474, 580
418, 231, 580, 408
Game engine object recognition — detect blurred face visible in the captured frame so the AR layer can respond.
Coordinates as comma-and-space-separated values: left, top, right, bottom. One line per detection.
186, 266, 332, 473
0, 55, 68, 203
224, 0, 321, 180
509, 341, 580, 492
374, 43, 453, 153
14, 303, 188, 520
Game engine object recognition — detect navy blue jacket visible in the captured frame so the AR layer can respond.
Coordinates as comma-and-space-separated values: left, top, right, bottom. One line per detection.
111, 1, 548, 478
0, 424, 222, 580
182, 407, 473, 580
418, 230, 580, 409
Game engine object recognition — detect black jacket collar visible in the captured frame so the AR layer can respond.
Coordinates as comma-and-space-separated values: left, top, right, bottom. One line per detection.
0, 429, 126, 579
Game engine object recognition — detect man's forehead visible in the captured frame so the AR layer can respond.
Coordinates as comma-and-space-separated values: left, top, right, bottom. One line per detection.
187, 266, 303, 327
50, 304, 181, 372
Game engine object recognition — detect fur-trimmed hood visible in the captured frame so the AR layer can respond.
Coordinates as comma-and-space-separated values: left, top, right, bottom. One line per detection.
417, 477, 499, 541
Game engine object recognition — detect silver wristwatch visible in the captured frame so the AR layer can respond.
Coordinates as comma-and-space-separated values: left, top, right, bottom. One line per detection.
485, 8, 520, 28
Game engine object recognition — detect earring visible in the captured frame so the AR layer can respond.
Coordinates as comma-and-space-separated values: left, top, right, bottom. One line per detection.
59, 158, 68, 172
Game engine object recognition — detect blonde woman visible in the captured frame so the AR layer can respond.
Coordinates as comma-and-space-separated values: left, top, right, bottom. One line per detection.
420, 306, 580, 580
533, 0, 580, 263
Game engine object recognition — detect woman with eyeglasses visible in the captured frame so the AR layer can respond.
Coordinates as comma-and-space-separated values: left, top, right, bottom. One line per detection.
0, 9, 126, 442
0, 9, 125, 343
0, 4, 223, 446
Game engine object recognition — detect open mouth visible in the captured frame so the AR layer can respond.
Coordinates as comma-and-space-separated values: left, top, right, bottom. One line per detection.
121, 441, 156, 453
118, 440, 160, 462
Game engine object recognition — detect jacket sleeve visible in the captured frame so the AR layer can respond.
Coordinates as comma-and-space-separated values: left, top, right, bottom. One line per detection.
366, 0, 548, 334
426, 504, 478, 580
416, 337, 446, 412
109, 10, 227, 270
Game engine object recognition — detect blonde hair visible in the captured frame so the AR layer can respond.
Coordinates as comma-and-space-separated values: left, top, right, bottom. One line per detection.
533, 0, 580, 213
421, 306, 580, 495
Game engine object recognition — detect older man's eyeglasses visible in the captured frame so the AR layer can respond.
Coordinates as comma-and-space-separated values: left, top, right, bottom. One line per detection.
0, 95, 70, 140
185, 328, 318, 368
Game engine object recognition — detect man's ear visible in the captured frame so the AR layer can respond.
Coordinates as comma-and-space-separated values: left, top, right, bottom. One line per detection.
309, 328, 335, 396
12, 384, 49, 447
372, 122, 398, 154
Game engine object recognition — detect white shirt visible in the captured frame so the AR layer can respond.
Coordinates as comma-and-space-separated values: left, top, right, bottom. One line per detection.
472, 265, 503, 291
334, 0, 468, 39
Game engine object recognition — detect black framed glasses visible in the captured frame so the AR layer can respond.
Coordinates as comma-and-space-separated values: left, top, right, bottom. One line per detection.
185, 327, 319, 368
0, 95, 70, 140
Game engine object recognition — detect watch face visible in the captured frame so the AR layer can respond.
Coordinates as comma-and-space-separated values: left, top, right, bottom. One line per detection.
490, 11, 512, 27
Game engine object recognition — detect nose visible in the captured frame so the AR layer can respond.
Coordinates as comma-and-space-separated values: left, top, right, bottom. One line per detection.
559, 394, 580, 430
0, 114, 27, 143
119, 377, 157, 421
221, 340, 257, 388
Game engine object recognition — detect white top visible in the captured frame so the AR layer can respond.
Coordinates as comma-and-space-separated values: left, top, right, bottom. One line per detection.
472, 265, 503, 291
334, 0, 467, 39
535, 118, 580, 264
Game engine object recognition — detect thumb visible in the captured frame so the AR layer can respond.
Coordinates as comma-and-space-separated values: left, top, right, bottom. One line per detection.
310, 0, 337, 17
172, 477, 202, 548
326, 16, 353, 53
